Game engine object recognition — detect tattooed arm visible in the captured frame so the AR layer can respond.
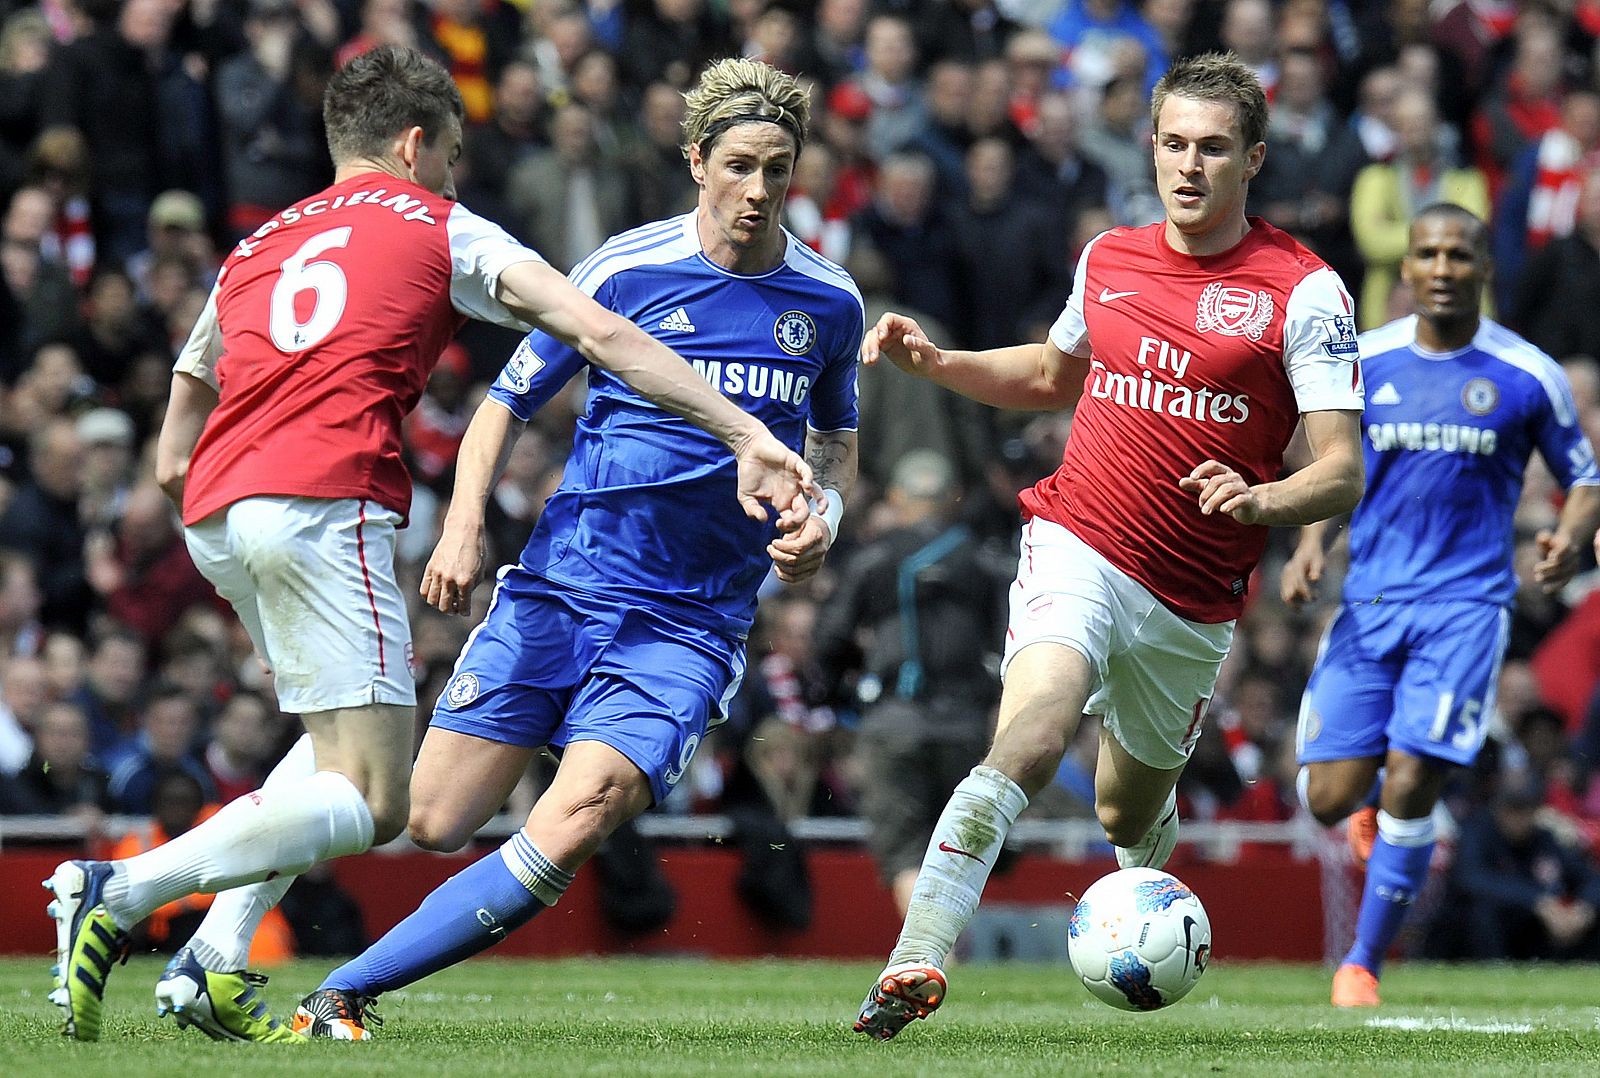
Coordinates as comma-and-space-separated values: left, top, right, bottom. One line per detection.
768, 428, 858, 585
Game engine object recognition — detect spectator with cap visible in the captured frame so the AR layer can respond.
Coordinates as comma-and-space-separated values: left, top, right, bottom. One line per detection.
127, 189, 216, 305
814, 450, 1011, 915
76, 406, 135, 530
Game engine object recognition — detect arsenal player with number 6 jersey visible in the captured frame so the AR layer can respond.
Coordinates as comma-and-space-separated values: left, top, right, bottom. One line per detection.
44, 45, 816, 1046
856, 52, 1367, 1040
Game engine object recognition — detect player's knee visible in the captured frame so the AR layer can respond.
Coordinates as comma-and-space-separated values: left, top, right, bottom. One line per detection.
1304, 778, 1363, 827
985, 723, 1068, 796
1095, 800, 1152, 848
407, 806, 472, 852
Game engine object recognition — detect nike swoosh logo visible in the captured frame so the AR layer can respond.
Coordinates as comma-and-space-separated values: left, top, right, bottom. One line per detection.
1099, 288, 1139, 302
938, 841, 984, 863
1182, 915, 1197, 975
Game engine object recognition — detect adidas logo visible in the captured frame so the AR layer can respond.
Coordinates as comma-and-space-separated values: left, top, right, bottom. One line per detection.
658, 307, 696, 333
1370, 382, 1402, 405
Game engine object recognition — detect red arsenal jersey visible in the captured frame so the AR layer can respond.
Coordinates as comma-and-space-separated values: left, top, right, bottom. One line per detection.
1029, 219, 1363, 622
175, 173, 539, 526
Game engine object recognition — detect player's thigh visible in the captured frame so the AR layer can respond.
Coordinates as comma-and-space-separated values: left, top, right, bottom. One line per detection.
1296, 604, 1401, 769
1388, 602, 1510, 768
408, 725, 537, 851
1093, 593, 1233, 774
223, 496, 416, 716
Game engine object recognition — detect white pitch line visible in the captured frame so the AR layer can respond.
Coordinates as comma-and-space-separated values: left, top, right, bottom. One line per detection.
1366, 1016, 1535, 1034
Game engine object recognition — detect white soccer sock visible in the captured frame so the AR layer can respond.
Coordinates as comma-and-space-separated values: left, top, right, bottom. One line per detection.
102, 767, 374, 929
187, 734, 316, 972
887, 766, 1029, 968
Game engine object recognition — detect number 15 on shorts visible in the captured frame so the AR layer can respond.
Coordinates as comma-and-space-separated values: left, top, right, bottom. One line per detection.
1426, 691, 1485, 755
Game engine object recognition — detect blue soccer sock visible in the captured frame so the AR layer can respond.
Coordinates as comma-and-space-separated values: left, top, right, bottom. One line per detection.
322, 831, 574, 995
1342, 810, 1435, 976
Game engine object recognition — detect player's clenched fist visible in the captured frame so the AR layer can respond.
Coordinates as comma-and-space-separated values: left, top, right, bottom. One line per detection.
1179, 460, 1262, 524
861, 311, 942, 377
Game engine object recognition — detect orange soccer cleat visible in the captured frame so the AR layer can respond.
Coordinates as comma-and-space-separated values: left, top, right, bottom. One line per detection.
1347, 806, 1379, 868
1331, 962, 1381, 1008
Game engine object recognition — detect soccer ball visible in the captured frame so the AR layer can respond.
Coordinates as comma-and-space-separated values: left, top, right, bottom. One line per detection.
1067, 867, 1212, 1011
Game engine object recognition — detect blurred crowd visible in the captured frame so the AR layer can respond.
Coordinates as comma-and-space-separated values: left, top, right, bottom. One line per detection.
4, 0, 1600, 953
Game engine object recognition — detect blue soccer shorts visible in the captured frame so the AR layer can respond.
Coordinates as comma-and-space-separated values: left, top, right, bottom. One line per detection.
429, 572, 745, 804
1296, 599, 1510, 768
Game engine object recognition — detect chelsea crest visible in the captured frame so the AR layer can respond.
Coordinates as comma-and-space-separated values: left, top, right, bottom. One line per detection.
774, 310, 816, 355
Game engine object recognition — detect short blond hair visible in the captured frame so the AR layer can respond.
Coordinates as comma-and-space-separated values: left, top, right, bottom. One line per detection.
1151, 52, 1268, 149
681, 58, 810, 160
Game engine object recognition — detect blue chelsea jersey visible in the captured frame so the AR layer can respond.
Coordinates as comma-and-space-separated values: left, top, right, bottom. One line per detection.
1344, 316, 1600, 605
487, 213, 863, 637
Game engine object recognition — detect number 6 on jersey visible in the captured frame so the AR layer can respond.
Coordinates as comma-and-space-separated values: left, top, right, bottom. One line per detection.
271, 227, 353, 353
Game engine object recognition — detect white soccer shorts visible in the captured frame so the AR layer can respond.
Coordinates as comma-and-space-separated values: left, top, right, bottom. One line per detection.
185, 495, 416, 714
1000, 517, 1233, 769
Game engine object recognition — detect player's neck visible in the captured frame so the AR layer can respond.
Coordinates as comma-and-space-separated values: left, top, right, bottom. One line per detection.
1163, 213, 1250, 259
697, 210, 785, 275
333, 160, 410, 186
1414, 313, 1479, 353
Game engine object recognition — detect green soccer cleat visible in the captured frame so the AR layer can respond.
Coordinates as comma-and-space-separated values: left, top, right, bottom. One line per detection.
45, 860, 130, 1041
155, 946, 306, 1043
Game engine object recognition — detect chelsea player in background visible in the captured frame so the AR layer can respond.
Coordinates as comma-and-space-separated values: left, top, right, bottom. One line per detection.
293, 57, 862, 1037
1283, 203, 1600, 1008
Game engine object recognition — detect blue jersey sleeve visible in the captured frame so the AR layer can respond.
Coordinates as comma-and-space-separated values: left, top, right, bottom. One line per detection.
807, 306, 862, 432
1530, 368, 1600, 490
487, 331, 588, 421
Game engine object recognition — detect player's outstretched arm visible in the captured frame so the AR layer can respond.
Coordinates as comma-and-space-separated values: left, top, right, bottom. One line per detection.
154, 372, 220, 510
861, 312, 1088, 411
1534, 483, 1600, 593
496, 259, 816, 526
769, 429, 859, 584
423, 399, 521, 617
1183, 409, 1365, 527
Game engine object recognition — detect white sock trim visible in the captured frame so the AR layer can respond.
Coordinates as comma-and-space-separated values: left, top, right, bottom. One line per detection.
1376, 809, 1436, 848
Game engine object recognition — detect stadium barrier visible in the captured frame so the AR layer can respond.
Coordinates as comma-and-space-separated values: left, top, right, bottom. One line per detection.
0, 815, 1333, 962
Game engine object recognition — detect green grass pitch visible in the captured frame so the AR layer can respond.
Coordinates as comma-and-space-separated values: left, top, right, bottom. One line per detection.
1, 957, 1597, 1076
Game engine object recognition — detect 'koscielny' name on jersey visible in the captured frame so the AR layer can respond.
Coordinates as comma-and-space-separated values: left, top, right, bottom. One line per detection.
232, 188, 438, 257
